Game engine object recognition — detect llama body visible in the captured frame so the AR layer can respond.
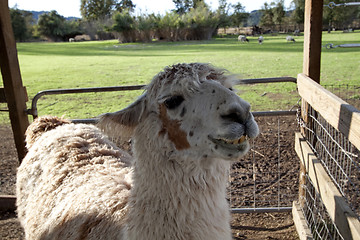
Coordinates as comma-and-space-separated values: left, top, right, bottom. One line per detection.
238, 35, 249, 42
17, 63, 259, 239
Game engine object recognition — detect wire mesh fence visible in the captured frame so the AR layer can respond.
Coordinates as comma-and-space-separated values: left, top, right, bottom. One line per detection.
323, 84, 360, 110
298, 106, 360, 220
301, 174, 345, 240
228, 115, 300, 211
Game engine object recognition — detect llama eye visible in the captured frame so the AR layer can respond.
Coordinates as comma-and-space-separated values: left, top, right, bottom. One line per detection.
164, 95, 184, 109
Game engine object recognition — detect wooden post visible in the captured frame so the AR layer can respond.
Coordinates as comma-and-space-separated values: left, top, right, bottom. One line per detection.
299, 0, 324, 210
0, 0, 29, 161
303, 0, 323, 83
301, 0, 324, 133
301, 0, 324, 131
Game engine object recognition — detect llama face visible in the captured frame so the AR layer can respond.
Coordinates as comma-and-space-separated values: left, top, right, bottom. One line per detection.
99, 63, 259, 161
155, 78, 259, 161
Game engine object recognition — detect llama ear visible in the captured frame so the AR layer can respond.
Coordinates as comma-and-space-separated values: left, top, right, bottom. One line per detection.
99, 94, 147, 127
97, 94, 147, 140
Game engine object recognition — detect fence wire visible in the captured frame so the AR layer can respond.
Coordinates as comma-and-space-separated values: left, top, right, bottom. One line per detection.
228, 115, 300, 210
323, 84, 360, 110
298, 105, 360, 220
301, 174, 344, 240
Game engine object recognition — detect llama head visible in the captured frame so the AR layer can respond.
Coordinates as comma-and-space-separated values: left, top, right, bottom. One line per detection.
99, 63, 259, 162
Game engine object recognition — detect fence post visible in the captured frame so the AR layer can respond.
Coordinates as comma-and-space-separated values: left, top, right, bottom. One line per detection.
298, 0, 324, 208
0, 0, 29, 162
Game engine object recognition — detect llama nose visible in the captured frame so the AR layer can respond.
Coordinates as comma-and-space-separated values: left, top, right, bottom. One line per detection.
220, 103, 250, 125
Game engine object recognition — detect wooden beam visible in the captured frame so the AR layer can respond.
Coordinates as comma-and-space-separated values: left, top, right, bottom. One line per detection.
295, 132, 360, 240
0, 88, 6, 103
297, 73, 360, 150
292, 201, 313, 240
301, 0, 324, 138
0, 195, 16, 212
0, 86, 28, 103
0, 0, 29, 161
303, 0, 323, 83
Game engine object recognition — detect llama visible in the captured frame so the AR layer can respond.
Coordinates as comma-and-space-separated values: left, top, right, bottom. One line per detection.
238, 35, 249, 42
286, 35, 296, 42
16, 63, 259, 240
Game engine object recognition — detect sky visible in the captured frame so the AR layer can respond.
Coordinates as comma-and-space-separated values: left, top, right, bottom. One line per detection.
8, 0, 293, 18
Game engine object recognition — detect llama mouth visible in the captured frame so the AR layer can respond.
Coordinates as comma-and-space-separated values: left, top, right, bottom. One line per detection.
208, 135, 248, 151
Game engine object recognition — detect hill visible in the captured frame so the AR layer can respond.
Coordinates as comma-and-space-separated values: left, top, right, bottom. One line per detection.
26, 10, 80, 22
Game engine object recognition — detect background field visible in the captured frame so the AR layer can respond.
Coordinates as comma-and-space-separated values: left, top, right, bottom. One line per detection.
1, 31, 359, 123
0, 31, 359, 240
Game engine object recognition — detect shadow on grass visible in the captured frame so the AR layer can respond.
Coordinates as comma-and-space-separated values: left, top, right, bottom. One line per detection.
16, 39, 308, 57
16, 37, 360, 58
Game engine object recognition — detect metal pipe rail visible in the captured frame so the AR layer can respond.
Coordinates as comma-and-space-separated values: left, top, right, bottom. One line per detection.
231, 207, 293, 214
324, 43, 360, 49
325, 1, 360, 8
27, 85, 146, 118
71, 110, 297, 124
27, 76, 297, 120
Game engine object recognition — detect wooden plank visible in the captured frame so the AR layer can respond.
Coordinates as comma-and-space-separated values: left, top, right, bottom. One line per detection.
0, 88, 6, 102
295, 132, 360, 240
0, 195, 16, 212
292, 201, 313, 240
0, 0, 29, 161
302, 0, 323, 83
297, 73, 360, 150
0, 86, 28, 103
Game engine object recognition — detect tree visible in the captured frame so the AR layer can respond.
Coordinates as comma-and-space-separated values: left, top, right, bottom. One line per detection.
183, 2, 218, 40
81, 0, 135, 20
216, 0, 231, 30
259, 3, 274, 29
111, 11, 136, 42
38, 11, 66, 41
192, 0, 205, 9
173, 0, 192, 14
10, 8, 28, 41
172, 0, 205, 14
81, 0, 114, 20
231, 2, 249, 27
323, 0, 359, 30
38, 11, 82, 41
272, 0, 285, 31
291, 0, 305, 27
114, 0, 136, 13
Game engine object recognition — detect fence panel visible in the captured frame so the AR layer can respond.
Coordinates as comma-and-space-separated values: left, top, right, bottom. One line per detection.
295, 74, 360, 239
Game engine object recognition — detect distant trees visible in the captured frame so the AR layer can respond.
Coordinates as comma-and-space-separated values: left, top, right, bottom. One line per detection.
259, 3, 275, 29
323, 0, 359, 30
8, 0, 360, 43
80, 0, 135, 20
38, 11, 82, 41
272, 0, 285, 31
172, 0, 205, 14
291, 0, 305, 29
112, 2, 219, 42
10, 8, 31, 41
231, 2, 249, 27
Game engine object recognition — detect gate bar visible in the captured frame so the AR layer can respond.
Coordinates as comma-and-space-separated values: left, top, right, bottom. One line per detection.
28, 77, 297, 119
231, 207, 293, 214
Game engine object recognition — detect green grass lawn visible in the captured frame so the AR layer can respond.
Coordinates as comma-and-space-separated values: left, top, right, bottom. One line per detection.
1, 31, 359, 123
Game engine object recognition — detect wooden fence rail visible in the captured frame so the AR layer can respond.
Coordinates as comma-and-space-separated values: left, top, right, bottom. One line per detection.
294, 74, 360, 240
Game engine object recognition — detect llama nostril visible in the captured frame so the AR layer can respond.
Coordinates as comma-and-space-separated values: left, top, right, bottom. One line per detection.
221, 112, 244, 124
221, 105, 249, 124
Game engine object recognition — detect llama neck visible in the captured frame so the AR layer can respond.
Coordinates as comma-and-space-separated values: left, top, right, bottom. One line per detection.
126, 145, 232, 240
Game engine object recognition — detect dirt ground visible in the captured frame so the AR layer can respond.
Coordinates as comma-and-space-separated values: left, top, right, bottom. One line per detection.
0, 115, 300, 240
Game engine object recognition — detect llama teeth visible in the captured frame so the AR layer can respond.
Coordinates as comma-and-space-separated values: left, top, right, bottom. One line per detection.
238, 135, 246, 144
218, 136, 246, 145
